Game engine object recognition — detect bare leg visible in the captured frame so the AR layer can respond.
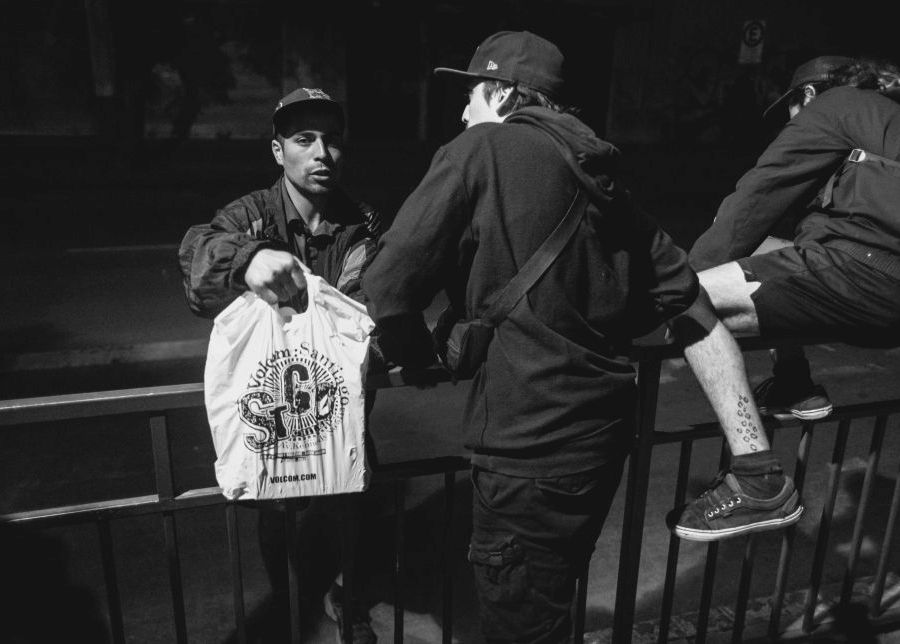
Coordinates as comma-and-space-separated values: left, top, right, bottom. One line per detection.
667, 246, 803, 540
698, 259, 826, 418
681, 319, 769, 455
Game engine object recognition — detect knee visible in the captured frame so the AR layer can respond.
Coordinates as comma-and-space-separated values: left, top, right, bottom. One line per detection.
698, 264, 756, 310
698, 262, 744, 298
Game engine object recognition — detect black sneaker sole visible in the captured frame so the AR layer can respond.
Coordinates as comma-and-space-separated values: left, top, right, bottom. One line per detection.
674, 505, 804, 542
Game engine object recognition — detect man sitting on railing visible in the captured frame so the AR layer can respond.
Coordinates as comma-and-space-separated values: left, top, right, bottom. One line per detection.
179, 88, 381, 643
689, 56, 900, 422
362, 30, 803, 642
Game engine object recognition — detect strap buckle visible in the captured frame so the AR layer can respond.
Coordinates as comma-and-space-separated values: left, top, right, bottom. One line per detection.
848, 148, 866, 162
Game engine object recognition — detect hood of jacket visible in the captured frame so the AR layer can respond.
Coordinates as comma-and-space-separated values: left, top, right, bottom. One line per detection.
505, 106, 623, 205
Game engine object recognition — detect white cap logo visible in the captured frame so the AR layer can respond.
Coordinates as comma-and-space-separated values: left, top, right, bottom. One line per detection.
486, 60, 499, 71
303, 88, 332, 100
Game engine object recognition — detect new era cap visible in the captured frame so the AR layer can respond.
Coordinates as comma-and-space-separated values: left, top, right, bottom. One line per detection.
763, 56, 853, 118
434, 30, 564, 99
272, 87, 344, 132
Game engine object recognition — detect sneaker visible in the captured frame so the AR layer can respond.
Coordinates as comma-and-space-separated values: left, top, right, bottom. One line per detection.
666, 471, 804, 541
324, 582, 377, 644
754, 376, 833, 421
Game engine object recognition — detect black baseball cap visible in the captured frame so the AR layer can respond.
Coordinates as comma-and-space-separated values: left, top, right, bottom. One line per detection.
434, 30, 565, 99
272, 87, 344, 133
763, 56, 854, 118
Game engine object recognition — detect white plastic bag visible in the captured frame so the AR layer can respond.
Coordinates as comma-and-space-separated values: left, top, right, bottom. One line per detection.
204, 275, 374, 500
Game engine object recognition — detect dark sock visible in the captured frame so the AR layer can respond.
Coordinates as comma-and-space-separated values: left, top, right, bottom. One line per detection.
731, 451, 786, 498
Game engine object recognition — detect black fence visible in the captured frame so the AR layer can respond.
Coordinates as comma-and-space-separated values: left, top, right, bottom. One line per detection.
2, 339, 900, 643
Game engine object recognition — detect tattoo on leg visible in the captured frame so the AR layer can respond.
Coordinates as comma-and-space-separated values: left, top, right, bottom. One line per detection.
737, 395, 762, 452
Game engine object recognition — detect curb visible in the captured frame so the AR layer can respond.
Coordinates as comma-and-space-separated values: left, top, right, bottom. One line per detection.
0, 339, 208, 373
584, 572, 900, 643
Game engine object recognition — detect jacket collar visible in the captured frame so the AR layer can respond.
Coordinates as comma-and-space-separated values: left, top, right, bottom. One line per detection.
279, 176, 343, 238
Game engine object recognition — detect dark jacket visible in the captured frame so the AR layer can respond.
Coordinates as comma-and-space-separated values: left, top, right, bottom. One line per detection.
690, 86, 900, 273
179, 178, 380, 318
362, 107, 702, 477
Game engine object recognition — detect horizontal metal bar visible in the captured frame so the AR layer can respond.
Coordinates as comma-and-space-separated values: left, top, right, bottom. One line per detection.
2, 333, 881, 428
627, 332, 844, 362
374, 455, 470, 479
0, 370, 454, 426
1, 454, 474, 525
365, 366, 454, 390
1, 489, 223, 524
0, 383, 205, 426
649, 398, 900, 446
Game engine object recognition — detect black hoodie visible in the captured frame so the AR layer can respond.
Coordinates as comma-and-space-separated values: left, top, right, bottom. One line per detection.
363, 107, 700, 476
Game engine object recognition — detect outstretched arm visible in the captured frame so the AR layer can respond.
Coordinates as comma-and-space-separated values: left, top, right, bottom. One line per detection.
178, 201, 277, 318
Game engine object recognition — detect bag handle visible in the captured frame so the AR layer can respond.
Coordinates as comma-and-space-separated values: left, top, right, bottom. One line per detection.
482, 189, 588, 326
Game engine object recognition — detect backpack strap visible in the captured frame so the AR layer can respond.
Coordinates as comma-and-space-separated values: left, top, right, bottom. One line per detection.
822, 148, 900, 207
482, 189, 588, 326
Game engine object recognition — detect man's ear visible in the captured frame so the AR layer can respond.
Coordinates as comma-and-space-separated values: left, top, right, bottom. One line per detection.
803, 84, 817, 103
271, 138, 284, 166
490, 85, 515, 113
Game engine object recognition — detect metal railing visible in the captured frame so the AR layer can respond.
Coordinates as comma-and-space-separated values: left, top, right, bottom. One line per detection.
612, 336, 900, 643
0, 370, 467, 644
2, 338, 900, 643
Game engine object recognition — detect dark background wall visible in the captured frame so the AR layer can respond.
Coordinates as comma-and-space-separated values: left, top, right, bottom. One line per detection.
1, 0, 897, 254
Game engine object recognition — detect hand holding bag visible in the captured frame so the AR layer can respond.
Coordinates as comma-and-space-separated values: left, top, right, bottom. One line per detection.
204, 275, 375, 500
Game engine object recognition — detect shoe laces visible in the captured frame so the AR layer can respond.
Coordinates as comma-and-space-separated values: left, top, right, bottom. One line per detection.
700, 473, 746, 519
705, 494, 743, 519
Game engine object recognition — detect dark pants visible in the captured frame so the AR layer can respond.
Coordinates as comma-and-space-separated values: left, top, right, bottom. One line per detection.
259, 395, 381, 623
738, 242, 900, 345
469, 459, 626, 644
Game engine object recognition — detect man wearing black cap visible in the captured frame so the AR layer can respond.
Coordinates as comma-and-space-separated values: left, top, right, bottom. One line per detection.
179, 87, 381, 643
363, 31, 802, 642
689, 56, 900, 422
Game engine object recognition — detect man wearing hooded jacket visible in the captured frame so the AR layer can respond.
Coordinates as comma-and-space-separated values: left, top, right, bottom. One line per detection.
363, 31, 801, 642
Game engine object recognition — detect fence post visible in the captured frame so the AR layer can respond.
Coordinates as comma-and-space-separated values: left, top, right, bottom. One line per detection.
394, 480, 406, 644
97, 517, 126, 644
803, 419, 851, 632
442, 470, 456, 644
225, 504, 247, 644
149, 412, 188, 644
613, 356, 662, 643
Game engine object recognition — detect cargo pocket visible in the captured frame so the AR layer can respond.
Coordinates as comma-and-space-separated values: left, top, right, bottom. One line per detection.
533, 465, 622, 511
467, 534, 529, 606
